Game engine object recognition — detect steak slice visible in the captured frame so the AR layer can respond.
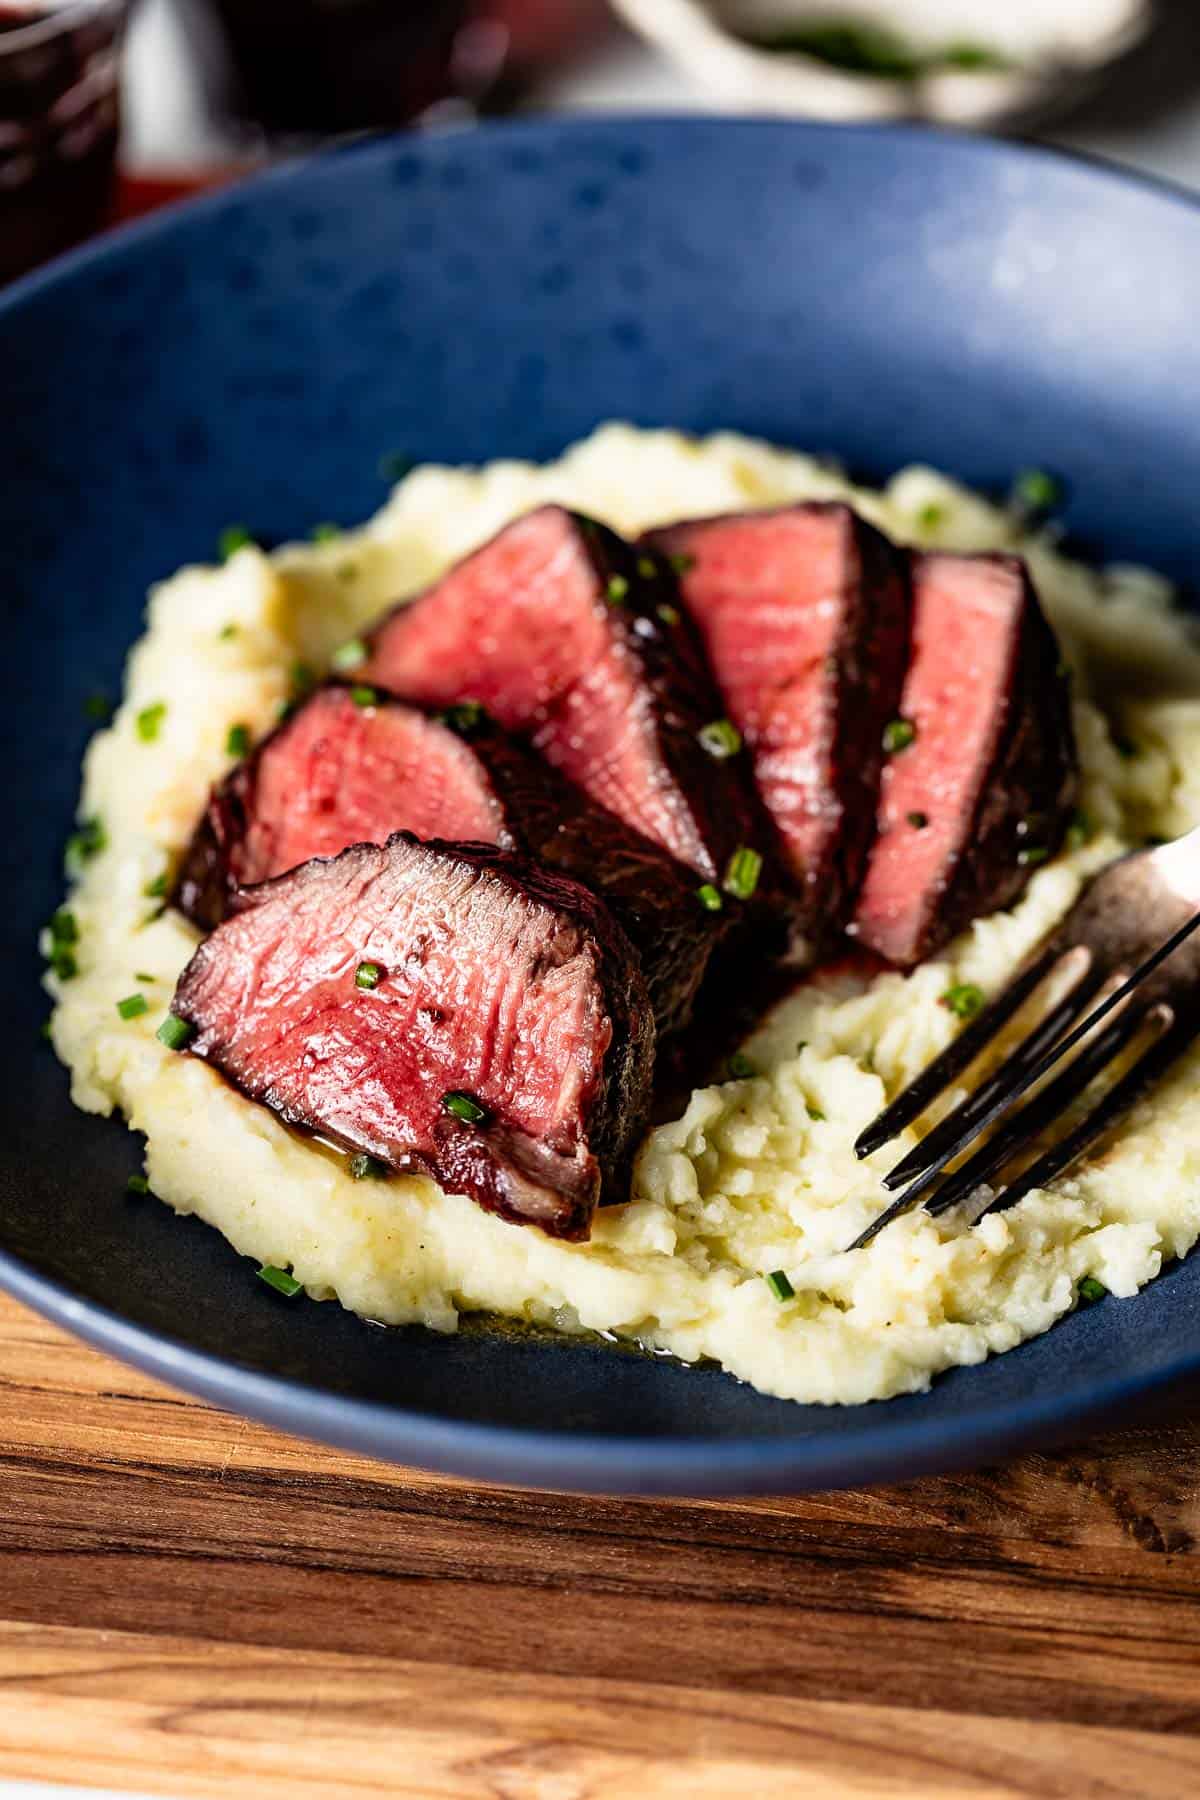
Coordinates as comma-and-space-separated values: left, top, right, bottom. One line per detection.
169, 833, 655, 1240
646, 504, 910, 940
851, 552, 1077, 966
357, 504, 759, 881
174, 685, 719, 1038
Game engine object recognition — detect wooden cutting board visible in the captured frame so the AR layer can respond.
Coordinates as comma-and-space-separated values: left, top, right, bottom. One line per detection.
0, 1290, 1198, 1797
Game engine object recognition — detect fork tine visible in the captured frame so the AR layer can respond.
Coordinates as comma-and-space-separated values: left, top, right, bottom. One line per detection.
853, 947, 1062, 1161
921, 1001, 1162, 1219
977, 1005, 1184, 1220
879, 949, 1102, 1197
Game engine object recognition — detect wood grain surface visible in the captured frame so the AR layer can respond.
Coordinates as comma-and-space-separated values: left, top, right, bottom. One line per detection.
0, 1294, 1197, 1796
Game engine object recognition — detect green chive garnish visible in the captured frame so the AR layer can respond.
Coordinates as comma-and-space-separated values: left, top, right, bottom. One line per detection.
65, 816, 106, 876
355, 961, 383, 990
50, 948, 78, 981
378, 450, 413, 483
656, 603, 680, 627
443, 1091, 489, 1125
764, 1270, 795, 1302
350, 685, 378, 709
637, 556, 657, 579
134, 972, 156, 984
1011, 468, 1062, 516
226, 723, 250, 758
310, 522, 341, 543
883, 717, 916, 754
156, 1015, 196, 1051
1078, 1276, 1107, 1305
135, 701, 166, 743
606, 575, 629, 606
907, 811, 929, 829
50, 907, 78, 946
349, 1152, 390, 1180
218, 524, 254, 560
117, 993, 149, 1020
917, 503, 945, 533
257, 1264, 302, 1297
942, 983, 985, 1020
144, 872, 168, 899
807, 1103, 826, 1123
331, 637, 368, 672
1018, 845, 1050, 868
696, 882, 724, 913
437, 699, 486, 733
1066, 808, 1093, 851
727, 1051, 758, 1080
668, 552, 695, 575
126, 1174, 150, 1196
290, 660, 316, 700
218, 623, 239, 641
723, 846, 762, 901
698, 718, 743, 760
84, 691, 112, 723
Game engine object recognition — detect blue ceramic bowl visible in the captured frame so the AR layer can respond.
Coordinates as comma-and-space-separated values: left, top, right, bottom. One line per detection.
4, 119, 1200, 1495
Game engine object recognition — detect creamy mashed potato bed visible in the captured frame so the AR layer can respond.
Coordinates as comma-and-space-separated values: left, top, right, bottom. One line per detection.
46, 426, 1200, 1405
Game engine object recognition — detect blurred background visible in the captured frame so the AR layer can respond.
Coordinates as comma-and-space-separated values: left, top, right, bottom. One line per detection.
2, 0, 1198, 285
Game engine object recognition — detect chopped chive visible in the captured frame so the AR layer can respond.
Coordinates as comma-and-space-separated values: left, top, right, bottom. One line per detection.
156, 1015, 196, 1052
1066, 808, 1093, 851
134, 972, 156, 984
143, 904, 167, 928
336, 562, 360, 584
942, 41, 1010, 70
84, 691, 112, 723
126, 1173, 150, 1196
117, 993, 149, 1020
290, 660, 316, 700
727, 1051, 758, 1080
1011, 468, 1062, 517
696, 882, 724, 913
378, 450, 413, 483
1018, 845, 1050, 868
698, 718, 743, 760
218, 622, 239, 641
443, 1090, 489, 1125
349, 1152, 390, 1180
883, 717, 916, 754
1077, 1276, 1107, 1305
310, 521, 341, 543
668, 552, 695, 575
135, 701, 166, 743
437, 699, 486, 733
906, 811, 929, 830
655, 602, 681, 627
218, 524, 254, 560
331, 637, 369, 672
225, 723, 250, 758
807, 1103, 826, 1123
50, 948, 77, 981
65, 815, 107, 876
257, 1263, 302, 1297
917, 502, 945, 532
144, 872, 168, 899
723, 845, 763, 901
355, 960, 383, 990
606, 574, 629, 606
349, 685, 379, 709
50, 907, 78, 946
637, 555, 657, 579
942, 982, 985, 1020
764, 1269, 795, 1302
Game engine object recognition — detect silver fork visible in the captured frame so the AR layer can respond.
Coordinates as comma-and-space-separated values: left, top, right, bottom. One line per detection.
847, 827, 1200, 1251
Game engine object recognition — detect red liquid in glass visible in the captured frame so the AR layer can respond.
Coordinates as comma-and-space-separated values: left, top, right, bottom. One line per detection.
0, 2, 122, 284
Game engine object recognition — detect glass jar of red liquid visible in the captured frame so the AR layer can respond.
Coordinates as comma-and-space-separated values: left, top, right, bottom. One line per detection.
0, 0, 125, 284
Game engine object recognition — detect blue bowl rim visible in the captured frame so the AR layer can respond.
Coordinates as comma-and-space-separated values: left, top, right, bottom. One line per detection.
7, 113, 1200, 1494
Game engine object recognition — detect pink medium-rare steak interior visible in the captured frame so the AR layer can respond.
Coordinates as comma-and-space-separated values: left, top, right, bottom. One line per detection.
647, 504, 910, 937
852, 552, 1077, 966
170, 833, 655, 1240
174, 686, 720, 1040
358, 504, 757, 881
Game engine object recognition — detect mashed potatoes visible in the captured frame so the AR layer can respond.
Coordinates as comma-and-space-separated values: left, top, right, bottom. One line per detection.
45, 426, 1200, 1405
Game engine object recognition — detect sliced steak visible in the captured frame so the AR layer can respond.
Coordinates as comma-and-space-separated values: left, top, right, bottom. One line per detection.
169, 833, 654, 1240
851, 551, 1077, 966
357, 504, 760, 882
174, 684, 718, 1038
646, 504, 910, 941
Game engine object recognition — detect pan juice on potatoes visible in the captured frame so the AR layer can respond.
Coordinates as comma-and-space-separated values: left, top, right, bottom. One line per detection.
45, 426, 1200, 1405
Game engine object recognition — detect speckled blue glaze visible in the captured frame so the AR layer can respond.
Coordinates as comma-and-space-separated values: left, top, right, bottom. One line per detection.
4, 119, 1200, 1494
